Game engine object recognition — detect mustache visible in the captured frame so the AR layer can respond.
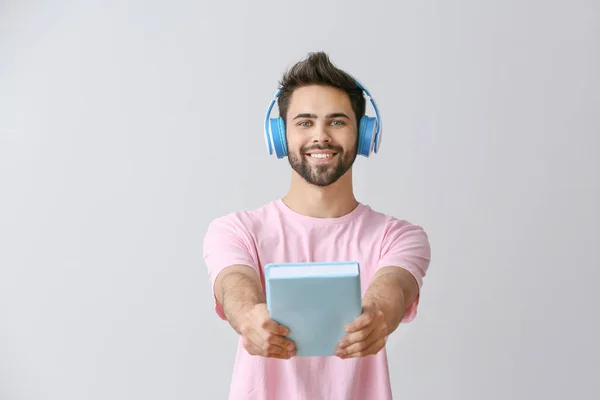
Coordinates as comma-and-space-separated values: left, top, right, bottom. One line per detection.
302, 144, 342, 153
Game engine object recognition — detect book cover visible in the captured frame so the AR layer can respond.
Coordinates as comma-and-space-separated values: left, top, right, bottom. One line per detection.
264, 261, 362, 357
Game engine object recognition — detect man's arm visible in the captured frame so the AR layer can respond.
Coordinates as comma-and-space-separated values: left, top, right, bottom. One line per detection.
213, 265, 265, 335
335, 266, 420, 358
203, 215, 295, 358
213, 265, 296, 358
362, 265, 420, 336
335, 221, 430, 358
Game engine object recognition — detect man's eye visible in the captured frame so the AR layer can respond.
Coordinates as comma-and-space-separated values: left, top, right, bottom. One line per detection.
331, 120, 345, 126
298, 121, 311, 127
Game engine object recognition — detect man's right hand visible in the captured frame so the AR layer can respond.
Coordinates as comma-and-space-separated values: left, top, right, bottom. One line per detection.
239, 303, 296, 359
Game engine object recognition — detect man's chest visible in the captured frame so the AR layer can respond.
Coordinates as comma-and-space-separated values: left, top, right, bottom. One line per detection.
251, 223, 383, 287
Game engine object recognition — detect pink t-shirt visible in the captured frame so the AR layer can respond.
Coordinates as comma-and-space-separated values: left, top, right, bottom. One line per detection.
203, 199, 431, 400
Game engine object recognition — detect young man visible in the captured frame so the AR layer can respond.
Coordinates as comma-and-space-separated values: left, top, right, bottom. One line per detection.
203, 52, 431, 400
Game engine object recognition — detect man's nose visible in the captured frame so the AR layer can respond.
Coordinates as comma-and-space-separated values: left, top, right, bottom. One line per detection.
311, 123, 332, 143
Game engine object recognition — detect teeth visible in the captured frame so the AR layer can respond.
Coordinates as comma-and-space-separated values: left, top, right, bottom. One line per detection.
309, 153, 333, 159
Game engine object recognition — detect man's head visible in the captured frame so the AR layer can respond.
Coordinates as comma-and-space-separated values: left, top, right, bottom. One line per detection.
277, 52, 366, 187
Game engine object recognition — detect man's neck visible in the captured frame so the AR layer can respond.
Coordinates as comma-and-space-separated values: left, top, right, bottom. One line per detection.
282, 171, 359, 219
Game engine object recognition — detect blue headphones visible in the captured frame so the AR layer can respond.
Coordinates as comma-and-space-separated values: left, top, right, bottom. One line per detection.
263, 80, 382, 159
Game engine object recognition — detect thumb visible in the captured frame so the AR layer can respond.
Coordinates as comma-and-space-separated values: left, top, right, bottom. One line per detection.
261, 318, 289, 335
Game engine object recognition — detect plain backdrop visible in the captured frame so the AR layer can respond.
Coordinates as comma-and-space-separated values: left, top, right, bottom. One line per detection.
1, 1, 599, 399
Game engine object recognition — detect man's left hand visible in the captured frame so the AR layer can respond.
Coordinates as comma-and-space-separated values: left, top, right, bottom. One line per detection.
334, 304, 389, 358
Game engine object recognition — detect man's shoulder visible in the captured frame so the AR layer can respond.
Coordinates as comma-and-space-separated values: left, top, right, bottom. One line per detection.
360, 204, 417, 225
205, 199, 281, 232
360, 205, 428, 236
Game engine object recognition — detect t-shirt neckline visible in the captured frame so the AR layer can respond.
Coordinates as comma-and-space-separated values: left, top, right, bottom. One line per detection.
274, 198, 367, 226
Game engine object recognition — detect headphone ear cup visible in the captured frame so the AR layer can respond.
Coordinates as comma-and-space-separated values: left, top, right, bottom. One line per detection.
358, 116, 377, 157
269, 117, 288, 158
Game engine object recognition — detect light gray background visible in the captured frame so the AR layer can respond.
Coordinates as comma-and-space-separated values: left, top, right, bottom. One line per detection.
1, 1, 598, 399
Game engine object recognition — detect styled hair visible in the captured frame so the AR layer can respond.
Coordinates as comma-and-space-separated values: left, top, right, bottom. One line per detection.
277, 52, 366, 127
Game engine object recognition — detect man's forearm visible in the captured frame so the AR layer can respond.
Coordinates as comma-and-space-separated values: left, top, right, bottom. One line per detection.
219, 271, 265, 335
362, 266, 419, 335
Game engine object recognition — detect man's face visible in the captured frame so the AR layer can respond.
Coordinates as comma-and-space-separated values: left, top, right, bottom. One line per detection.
285, 85, 358, 187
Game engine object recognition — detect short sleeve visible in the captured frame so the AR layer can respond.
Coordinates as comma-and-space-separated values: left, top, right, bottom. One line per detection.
377, 220, 431, 323
202, 214, 260, 320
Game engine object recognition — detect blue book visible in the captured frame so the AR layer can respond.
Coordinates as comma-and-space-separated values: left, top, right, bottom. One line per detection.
264, 261, 362, 357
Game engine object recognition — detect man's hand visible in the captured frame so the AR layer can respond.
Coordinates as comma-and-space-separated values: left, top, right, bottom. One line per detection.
239, 303, 296, 359
334, 266, 418, 358
215, 266, 296, 359
334, 304, 389, 358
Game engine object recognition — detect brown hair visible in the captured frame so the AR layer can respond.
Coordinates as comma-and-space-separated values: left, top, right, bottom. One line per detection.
277, 52, 366, 127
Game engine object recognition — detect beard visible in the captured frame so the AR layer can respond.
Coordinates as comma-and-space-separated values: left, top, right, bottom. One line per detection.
287, 143, 357, 187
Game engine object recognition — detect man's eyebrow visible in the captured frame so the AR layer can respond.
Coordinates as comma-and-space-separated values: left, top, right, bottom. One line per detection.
292, 112, 350, 120
326, 112, 350, 119
293, 113, 318, 120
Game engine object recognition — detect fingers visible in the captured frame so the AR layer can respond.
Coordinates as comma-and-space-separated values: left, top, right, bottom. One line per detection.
339, 323, 377, 348
244, 337, 294, 359
340, 310, 384, 347
344, 309, 384, 333
335, 327, 375, 358
261, 318, 290, 336
262, 330, 296, 358
260, 319, 296, 356
343, 336, 387, 358
336, 311, 388, 358
265, 330, 295, 351
343, 322, 387, 356
243, 337, 290, 359
242, 319, 296, 359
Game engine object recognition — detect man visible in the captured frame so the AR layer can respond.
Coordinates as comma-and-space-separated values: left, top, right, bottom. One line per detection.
203, 51, 431, 400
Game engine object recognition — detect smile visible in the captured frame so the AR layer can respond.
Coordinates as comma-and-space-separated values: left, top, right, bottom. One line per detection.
307, 153, 336, 159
